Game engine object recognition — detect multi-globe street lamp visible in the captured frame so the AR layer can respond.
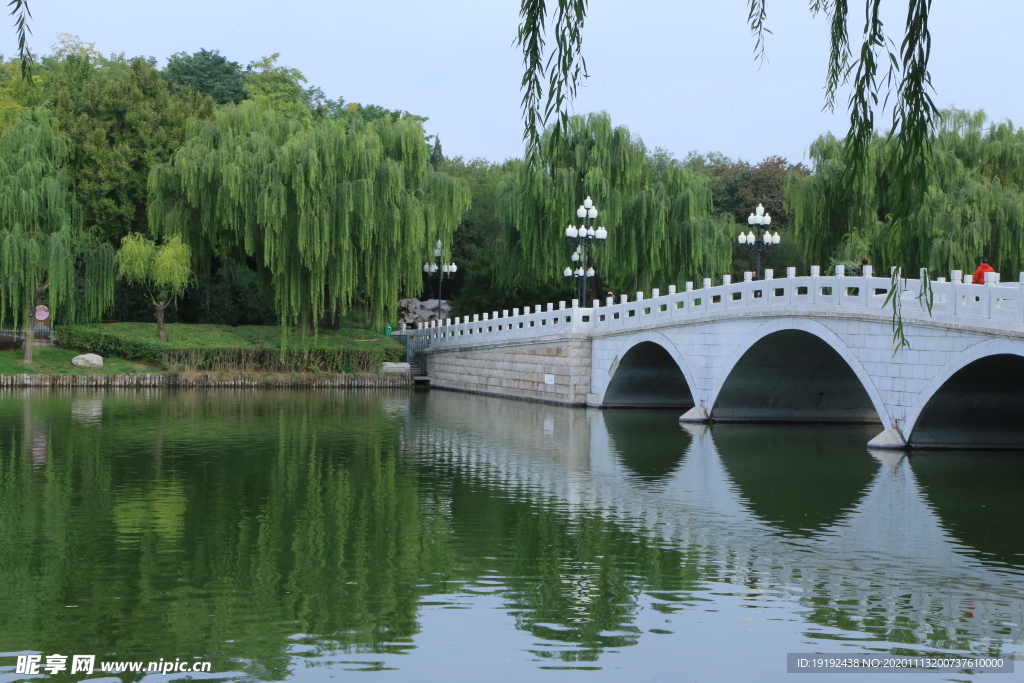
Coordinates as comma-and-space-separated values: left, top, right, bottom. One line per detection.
738, 203, 780, 280
561, 196, 607, 304
423, 240, 457, 322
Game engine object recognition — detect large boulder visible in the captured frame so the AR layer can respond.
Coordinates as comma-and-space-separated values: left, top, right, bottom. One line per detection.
72, 353, 104, 368
398, 298, 451, 324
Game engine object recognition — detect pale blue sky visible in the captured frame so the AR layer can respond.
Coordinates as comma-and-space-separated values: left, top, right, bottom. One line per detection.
16, 0, 1024, 165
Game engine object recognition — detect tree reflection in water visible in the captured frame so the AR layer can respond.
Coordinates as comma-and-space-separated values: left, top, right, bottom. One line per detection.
0, 389, 1021, 677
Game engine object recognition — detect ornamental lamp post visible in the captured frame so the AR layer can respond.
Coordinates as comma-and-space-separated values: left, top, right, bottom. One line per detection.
737, 203, 780, 280
562, 196, 607, 304
423, 239, 457, 322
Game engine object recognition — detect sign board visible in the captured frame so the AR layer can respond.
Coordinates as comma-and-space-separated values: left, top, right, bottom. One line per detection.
34, 305, 49, 322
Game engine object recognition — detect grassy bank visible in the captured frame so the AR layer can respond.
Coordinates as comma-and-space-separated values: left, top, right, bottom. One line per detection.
0, 347, 157, 375
56, 323, 405, 372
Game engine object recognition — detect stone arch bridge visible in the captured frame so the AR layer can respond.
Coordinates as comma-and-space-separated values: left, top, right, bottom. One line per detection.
396, 267, 1024, 448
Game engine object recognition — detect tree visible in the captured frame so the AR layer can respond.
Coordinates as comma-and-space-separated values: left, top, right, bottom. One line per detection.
517, 0, 938, 232
429, 135, 444, 170
51, 55, 214, 246
436, 156, 559, 315
684, 152, 810, 276
243, 54, 312, 122
115, 233, 192, 341
685, 153, 808, 229
163, 49, 246, 105
787, 109, 1024, 276
496, 112, 731, 297
0, 109, 114, 362
148, 103, 471, 329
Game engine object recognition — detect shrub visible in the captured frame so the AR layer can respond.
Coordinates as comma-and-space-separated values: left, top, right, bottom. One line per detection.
55, 324, 404, 373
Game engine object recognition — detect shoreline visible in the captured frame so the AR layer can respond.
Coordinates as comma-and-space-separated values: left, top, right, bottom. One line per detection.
0, 371, 413, 388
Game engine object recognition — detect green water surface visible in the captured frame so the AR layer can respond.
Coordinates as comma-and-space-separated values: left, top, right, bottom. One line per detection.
0, 389, 1020, 682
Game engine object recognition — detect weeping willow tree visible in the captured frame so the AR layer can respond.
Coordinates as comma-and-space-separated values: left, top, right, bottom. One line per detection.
0, 108, 114, 363
496, 112, 731, 297
788, 109, 1024, 277
148, 103, 470, 329
517, 0, 938, 232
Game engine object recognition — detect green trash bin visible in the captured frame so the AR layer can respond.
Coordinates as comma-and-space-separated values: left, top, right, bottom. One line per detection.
384, 323, 393, 335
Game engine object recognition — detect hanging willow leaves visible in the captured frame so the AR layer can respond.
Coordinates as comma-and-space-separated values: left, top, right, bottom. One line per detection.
8, 0, 32, 77
0, 108, 115, 362
788, 109, 1024, 277
148, 103, 470, 329
496, 112, 728, 297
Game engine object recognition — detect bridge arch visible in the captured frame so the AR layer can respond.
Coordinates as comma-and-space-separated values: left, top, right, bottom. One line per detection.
903, 338, 1024, 448
599, 331, 698, 408
706, 319, 893, 427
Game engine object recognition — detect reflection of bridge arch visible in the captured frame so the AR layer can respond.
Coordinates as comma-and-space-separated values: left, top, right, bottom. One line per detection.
410, 392, 1024, 647
705, 319, 891, 427
902, 338, 1024, 447
600, 331, 697, 408
711, 425, 879, 536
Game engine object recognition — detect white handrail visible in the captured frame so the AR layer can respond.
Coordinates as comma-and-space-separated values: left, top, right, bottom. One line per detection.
394, 268, 1024, 344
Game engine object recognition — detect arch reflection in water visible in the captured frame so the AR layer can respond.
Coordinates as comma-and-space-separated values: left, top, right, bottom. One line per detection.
711, 424, 879, 536
603, 409, 689, 484
414, 392, 1024, 656
911, 450, 1024, 570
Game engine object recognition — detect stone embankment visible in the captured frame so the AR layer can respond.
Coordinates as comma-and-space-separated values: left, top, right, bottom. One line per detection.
0, 372, 412, 388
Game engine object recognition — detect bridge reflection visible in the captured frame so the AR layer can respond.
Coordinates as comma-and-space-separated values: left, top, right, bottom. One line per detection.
408, 392, 1024, 650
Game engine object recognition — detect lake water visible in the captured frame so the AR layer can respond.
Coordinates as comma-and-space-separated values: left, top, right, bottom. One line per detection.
0, 388, 1021, 682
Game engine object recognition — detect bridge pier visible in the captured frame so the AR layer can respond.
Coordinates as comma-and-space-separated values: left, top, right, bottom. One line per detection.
866, 427, 908, 450
679, 406, 709, 423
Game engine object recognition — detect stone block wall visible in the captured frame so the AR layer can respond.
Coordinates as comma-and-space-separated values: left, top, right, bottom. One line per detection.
428, 335, 592, 404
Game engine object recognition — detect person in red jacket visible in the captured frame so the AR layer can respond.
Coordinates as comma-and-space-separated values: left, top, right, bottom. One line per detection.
972, 258, 995, 284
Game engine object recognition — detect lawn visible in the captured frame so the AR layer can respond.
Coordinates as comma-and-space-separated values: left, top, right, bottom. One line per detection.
0, 347, 158, 376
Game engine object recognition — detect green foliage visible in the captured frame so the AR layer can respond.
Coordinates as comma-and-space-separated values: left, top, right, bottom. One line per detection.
178, 258, 277, 326
116, 233, 192, 300
496, 112, 726, 295
243, 54, 311, 123
164, 49, 245, 104
436, 156, 537, 314
429, 135, 444, 170
788, 109, 1024, 276
684, 152, 809, 228
149, 103, 471, 328
57, 323, 404, 372
0, 108, 114, 329
50, 55, 215, 245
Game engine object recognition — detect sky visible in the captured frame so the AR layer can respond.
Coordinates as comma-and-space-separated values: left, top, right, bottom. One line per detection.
13, 0, 1024, 166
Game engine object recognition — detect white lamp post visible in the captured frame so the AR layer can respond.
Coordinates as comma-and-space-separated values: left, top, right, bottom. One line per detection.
737, 203, 780, 279
562, 196, 608, 303
423, 239, 458, 322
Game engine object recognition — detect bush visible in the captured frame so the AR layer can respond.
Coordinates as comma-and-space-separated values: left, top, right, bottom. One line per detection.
56, 326, 163, 365
56, 323, 404, 373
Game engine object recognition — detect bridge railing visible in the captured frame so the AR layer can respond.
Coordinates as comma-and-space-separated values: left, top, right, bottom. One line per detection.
398, 266, 1024, 345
